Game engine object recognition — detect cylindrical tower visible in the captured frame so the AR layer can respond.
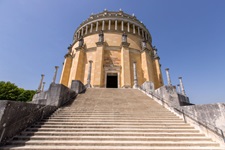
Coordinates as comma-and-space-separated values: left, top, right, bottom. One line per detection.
60, 10, 164, 89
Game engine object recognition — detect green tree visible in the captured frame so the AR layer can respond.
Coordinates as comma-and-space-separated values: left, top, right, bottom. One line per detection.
0, 81, 35, 102
17, 90, 36, 102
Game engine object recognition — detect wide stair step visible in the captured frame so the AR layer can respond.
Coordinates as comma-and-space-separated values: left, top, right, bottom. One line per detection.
1, 88, 224, 150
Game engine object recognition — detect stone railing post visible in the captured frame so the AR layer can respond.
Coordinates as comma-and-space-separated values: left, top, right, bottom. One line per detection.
177, 84, 181, 93
37, 74, 44, 93
52, 66, 59, 83
165, 68, 172, 86
179, 77, 186, 96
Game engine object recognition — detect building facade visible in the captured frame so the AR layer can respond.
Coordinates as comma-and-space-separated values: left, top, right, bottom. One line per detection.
60, 10, 163, 89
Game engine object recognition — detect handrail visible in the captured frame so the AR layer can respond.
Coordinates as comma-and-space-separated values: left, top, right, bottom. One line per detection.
139, 88, 225, 143
0, 92, 77, 144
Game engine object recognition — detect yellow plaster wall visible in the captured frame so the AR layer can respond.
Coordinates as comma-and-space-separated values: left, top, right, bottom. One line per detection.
61, 29, 163, 88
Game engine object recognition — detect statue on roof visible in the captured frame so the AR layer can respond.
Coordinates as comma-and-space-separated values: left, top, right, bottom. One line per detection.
122, 32, 127, 43
98, 30, 104, 42
78, 36, 84, 47
141, 39, 147, 50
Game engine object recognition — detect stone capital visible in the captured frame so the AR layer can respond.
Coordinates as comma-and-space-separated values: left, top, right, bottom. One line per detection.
64, 53, 72, 58
75, 46, 85, 51
120, 42, 130, 48
154, 55, 160, 60
140, 48, 149, 53
96, 41, 105, 47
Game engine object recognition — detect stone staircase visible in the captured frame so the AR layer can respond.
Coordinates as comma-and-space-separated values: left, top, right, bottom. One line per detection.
1, 88, 224, 150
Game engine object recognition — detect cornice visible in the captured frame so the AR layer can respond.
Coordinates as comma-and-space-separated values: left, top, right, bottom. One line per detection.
73, 10, 152, 44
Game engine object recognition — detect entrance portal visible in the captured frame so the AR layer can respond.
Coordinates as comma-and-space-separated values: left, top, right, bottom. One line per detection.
106, 73, 118, 88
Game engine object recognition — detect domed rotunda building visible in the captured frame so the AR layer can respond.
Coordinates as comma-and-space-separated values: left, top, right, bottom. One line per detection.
60, 10, 164, 89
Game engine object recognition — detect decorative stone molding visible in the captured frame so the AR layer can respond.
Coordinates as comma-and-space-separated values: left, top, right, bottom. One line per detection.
121, 42, 130, 48
96, 41, 105, 47
104, 65, 121, 71
72, 10, 152, 44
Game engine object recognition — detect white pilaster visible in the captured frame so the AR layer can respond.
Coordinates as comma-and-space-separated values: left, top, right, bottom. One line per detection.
133, 24, 135, 34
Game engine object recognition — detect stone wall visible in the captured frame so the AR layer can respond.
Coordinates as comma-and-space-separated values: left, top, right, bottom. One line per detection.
182, 103, 225, 134
0, 100, 57, 144
154, 85, 180, 107
154, 85, 192, 107
0, 82, 81, 144
33, 83, 77, 106
46, 83, 76, 106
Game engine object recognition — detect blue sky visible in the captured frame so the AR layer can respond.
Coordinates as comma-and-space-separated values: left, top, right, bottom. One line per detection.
0, 0, 225, 104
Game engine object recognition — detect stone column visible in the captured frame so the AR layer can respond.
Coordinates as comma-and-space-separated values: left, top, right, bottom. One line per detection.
133, 24, 135, 34
41, 82, 45, 92
133, 62, 138, 88
86, 60, 93, 88
179, 77, 186, 95
81, 28, 84, 36
52, 66, 59, 83
138, 27, 140, 35
76, 32, 79, 39
121, 21, 124, 31
165, 68, 172, 86
108, 20, 111, 30
102, 20, 105, 30
85, 25, 88, 34
78, 31, 80, 39
127, 22, 130, 32
96, 21, 99, 31
37, 74, 44, 93
115, 20, 117, 30
90, 23, 93, 33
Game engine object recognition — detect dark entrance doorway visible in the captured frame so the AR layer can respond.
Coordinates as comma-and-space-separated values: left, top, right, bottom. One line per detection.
106, 73, 118, 88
